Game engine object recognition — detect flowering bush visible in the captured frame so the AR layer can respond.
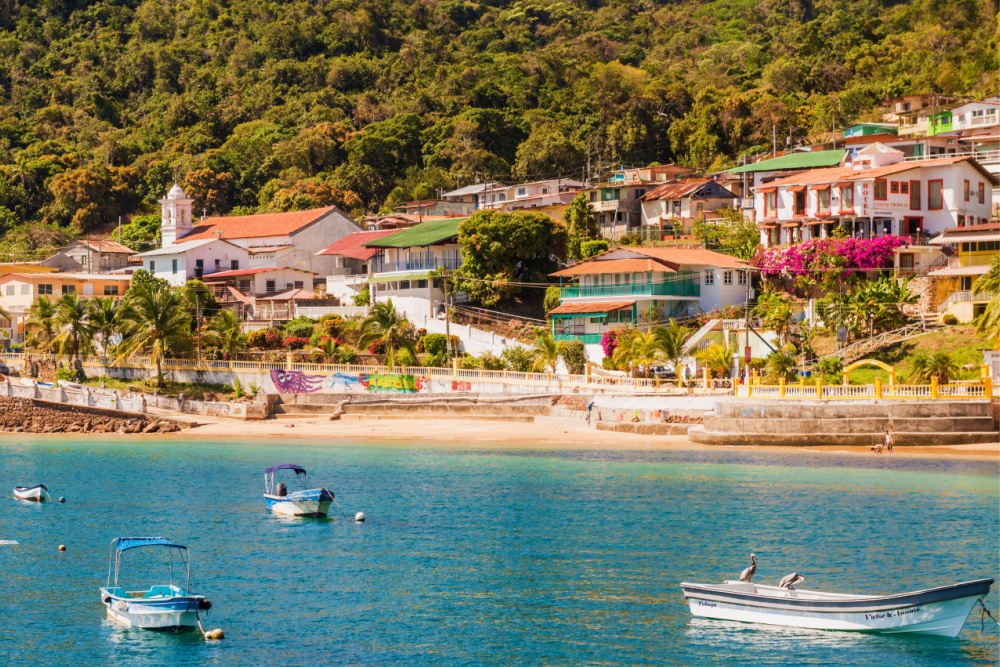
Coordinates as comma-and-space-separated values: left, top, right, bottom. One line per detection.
600, 326, 634, 358
282, 336, 310, 350
263, 328, 283, 349
367, 338, 388, 354
753, 236, 908, 280
693, 305, 745, 328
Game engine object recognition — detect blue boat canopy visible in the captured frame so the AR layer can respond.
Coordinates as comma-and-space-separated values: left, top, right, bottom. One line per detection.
115, 537, 187, 552
265, 464, 306, 475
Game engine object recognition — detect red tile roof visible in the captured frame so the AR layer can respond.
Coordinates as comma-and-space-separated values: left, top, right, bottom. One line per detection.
639, 179, 712, 202
551, 257, 676, 277
202, 267, 315, 280
548, 301, 634, 315
181, 207, 347, 242
628, 247, 750, 269
762, 157, 1000, 188
317, 230, 400, 260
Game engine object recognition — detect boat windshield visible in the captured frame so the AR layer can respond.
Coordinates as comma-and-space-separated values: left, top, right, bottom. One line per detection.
107, 537, 191, 594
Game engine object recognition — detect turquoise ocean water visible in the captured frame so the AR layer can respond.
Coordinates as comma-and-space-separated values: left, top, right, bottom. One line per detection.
0, 437, 996, 666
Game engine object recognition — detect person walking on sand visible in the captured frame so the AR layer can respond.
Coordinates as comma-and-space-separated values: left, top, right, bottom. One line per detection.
885, 430, 894, 453
586, 401, 594, 423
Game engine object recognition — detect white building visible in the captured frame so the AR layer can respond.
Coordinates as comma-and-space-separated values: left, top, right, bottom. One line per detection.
135, 185, 365, 286
135, 238, 249, 286
753, 146, 998, 247
549, 247, 750, 362
318, 229, 401, 303
638, 179, 737, 233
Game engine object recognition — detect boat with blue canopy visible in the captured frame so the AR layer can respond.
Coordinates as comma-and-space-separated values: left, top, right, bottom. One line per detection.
100, 537, 212, 630
263, 464, 334, 517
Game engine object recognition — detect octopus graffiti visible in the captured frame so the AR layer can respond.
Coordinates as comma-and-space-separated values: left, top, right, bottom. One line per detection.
267, 370, 477, 394
270, 370, 326, 393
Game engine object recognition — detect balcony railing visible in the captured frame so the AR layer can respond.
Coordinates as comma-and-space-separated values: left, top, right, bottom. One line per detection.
376, 257, 461, 273
553, 333, 604, 344
560, 274, 700, 299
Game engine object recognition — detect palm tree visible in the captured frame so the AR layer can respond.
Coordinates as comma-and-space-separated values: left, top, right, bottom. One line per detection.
764, 300, 793, 345
694, 341, 734, 378
24, 295, 57, 351
52, 292, 95, 362
202, 310, 245, 357
114, 283, 192, 386
88, 296, 120, 354
973, 257, 1000, 349
532, 333, 560, 373
764, 351, 798, 383
358, 299, 416, 368
309, 336, 339, 364
611, 330, 661, 377
908, 351, 959, 384
653, 319, 690, 376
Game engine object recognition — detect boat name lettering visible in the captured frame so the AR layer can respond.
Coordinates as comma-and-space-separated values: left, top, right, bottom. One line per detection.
695, 601, 717, 608
865, 607, 920, 621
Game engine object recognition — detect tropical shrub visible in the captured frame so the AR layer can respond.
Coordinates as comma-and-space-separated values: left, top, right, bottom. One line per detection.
753, 236, 908, 281
558, 340, 586, 374
263, 328, 283, 349
245, 330, 267, 349
282, 336, 310, 350
367, 338, 388, 355
283, 317, 317, 339
764, 352, 798, 383
421, 333, 448, 356
501, 346, 535, 372
543, 285, 562, 314
396, 348, 416, 367
580, 239, 609, 258
478, 351, 505, 370
353, 285, 370, 307
337, 346, 358, 365
600, 326, 634, 359
942, 314, 958, 326
908, 352, 959, 384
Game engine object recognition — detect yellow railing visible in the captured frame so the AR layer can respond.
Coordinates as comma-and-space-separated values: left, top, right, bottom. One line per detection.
738, 376, 995, 400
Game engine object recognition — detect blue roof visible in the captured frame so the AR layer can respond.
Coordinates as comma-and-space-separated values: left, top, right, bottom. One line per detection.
266, 464, 306, 475
115, 537, 187, 552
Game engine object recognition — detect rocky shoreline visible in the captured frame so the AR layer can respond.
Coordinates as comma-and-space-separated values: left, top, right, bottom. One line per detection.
0, 396, 181, 435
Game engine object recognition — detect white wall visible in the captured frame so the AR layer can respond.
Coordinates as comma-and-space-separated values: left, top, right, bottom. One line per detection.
143, 241, 250, 286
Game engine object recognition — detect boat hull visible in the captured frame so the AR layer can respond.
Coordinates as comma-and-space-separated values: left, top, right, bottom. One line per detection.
100, 591, 203, 630
13, 486, 45, 501
264, 489, 333, 517
681, 579, 993, 637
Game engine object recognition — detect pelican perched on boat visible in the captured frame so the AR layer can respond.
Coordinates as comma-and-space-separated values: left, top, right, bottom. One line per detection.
779, 573, 805, 589
738, 554, 757, 582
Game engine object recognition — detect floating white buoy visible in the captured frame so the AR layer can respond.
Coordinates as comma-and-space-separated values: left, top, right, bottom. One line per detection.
206, 628, 225, 640
58, 544, 66, 551
58, 497, 65, 503
355, 512, 366, 522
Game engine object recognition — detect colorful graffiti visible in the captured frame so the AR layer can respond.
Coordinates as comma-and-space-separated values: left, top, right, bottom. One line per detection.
270, 370, 326, 393
329, 372, 363, 392
451, 381, 472, 391
358, 373, 429, 393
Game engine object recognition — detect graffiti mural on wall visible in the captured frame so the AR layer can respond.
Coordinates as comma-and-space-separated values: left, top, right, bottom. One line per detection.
358, 374, 429, 393
330, 372, 363, 392
270, 370, 326, 393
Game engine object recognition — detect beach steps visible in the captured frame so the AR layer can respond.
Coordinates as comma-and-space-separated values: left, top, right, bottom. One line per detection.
270, 398, 554, 423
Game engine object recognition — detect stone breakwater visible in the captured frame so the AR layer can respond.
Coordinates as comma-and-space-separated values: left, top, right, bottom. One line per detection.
0, 396, 180, 434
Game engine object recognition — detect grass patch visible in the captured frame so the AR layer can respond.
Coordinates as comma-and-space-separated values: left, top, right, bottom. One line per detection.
81, 376, 233, 400
846, 326, 987, 384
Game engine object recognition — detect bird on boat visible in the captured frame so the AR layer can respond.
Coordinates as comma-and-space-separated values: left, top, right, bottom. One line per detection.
738, 554, 757, 582
779, 573, 805, 589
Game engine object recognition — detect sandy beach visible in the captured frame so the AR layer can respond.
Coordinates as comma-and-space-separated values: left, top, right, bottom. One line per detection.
162, 414, 1000, 459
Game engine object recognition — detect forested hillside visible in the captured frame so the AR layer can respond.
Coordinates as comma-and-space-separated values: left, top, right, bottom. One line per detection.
0, 0, 994, 256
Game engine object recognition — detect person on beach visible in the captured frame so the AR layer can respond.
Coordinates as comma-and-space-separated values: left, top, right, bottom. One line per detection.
885, 430, 894, 453
586, 401, 594, 423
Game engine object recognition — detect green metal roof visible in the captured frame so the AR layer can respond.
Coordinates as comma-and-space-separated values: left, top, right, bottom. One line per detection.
364, 218, 466, 248
367, 272, 432, 284
729, 150, 846, 174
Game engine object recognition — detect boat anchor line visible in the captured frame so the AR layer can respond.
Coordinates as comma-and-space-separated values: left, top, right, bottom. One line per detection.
979, 599, 1000, 632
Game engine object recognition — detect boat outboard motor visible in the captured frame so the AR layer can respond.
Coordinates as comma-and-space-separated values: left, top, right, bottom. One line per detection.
276, 482, 287, 497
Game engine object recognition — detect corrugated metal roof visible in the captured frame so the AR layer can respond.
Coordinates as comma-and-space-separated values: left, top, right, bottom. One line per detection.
929, 231, 1000, 244
927, 265, 993, 276
367, 272, 432, 283
548, 301, 633, 315
317, 230, 400, 259
638, 179, 710, 202
729, 150, 846, 173
364, 218, 465, 248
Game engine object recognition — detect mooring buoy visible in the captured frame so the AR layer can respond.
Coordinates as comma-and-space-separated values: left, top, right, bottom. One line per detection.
355, 512, 366, 522
58, 544, 66, 551
58, 497, 65, 503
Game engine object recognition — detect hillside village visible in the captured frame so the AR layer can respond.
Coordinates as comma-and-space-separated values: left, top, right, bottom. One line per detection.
0, 92, 998, 388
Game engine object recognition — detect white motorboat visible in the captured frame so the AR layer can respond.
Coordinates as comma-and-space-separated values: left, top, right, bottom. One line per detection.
263, 464, 334, 517
101, 537, 212, 630
680, 578, 994, 636
13, 484, 49, 501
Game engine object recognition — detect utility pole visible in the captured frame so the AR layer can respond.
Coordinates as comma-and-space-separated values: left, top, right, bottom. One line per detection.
744, 267, 752, 382
441, 270, 453, 361
772, 124, 777, 157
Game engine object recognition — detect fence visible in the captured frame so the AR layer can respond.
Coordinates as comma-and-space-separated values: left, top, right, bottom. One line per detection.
0, 378, 146, 412
734, 375, 996, 400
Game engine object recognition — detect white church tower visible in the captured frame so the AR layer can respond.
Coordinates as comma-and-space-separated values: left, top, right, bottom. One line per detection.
159, 184, 194, 247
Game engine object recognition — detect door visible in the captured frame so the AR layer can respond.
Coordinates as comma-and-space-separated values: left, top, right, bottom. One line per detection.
899, 253, 914, 273
903, 217, 923, 241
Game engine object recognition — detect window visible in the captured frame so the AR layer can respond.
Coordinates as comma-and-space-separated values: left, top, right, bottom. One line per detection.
793, 190, 806, 216
890, 181, 899, 194
840, 186, 853, 212
20, 284, 29, 295
964, 179, 970, 202
237, 280, 251, 292
928, 180, 943, 210
195, 259, 204, 271
738, 271, 747, 286
104, 285, 119, 296
516, 187, 527, 197
83, 283, 94, 296
266, 280, 276, 292
541, 188, 548, 194
910, 181, 921, 210
704, 269, 715, 285
723, 270, 733, 285
62, 285, 76, 295
149, 261, 155, 272
589, 191, 596, 202
294, 281, 303, 289
614, 188, 621, 200
979, 182, 985, 205
172, 259, 178, 274
961, 276, 973, 291
901, 182, 909, 194
417, 279, 428, 289
902, 102, 911, 111
874, 179, 887, 200
399, 280, 410, 290
817, 187, 830, 214
231, 260, 239, 270
38, 284, 52, 295
4, 286, 13, 296
764, 192, 776, 218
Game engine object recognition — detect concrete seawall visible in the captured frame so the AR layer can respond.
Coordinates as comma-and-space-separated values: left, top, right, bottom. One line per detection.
689, 399, 999, 446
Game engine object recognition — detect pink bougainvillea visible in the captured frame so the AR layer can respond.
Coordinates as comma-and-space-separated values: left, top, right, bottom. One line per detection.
601, 326, 634, 358
752, 236, 908, 280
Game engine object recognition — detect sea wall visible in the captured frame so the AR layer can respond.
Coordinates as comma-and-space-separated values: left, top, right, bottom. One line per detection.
0, 396, 178, 434
689, 399, 998, 446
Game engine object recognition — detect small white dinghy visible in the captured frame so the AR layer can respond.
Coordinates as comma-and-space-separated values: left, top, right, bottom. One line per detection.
680, 578, 994, 636
13, 484, 50, 502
